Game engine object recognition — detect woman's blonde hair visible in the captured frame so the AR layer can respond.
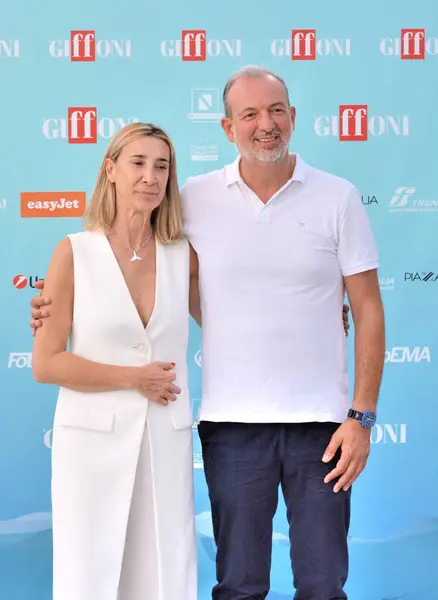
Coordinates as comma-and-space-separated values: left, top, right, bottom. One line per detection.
82, 122, 184, 243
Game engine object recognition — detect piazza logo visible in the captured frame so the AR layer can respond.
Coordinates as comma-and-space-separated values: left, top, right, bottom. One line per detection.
21, 192, 86, 217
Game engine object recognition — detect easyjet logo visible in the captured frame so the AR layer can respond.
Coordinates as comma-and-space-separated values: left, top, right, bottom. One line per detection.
21, 192, 86, 218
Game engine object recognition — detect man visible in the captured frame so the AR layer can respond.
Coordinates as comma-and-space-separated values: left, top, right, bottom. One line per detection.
31, 66, 384, 599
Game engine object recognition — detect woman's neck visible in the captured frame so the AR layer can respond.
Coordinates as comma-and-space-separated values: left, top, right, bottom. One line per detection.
109, 210, 153, 250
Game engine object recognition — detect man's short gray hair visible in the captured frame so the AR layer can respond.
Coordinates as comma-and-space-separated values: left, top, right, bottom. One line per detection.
222, 65, 290, 118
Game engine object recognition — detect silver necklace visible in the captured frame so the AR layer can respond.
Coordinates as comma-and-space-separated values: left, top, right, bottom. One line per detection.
129, 228, 153, 262
110, 228, 154, 262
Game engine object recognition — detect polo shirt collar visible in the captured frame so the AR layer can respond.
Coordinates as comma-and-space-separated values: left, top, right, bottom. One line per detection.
225, 153, 307, 187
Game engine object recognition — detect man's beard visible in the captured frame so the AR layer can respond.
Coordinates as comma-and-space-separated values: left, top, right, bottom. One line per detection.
234, 128, 290, 163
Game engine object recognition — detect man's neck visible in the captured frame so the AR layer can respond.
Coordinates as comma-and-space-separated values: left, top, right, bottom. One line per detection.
239, 153, 296, 204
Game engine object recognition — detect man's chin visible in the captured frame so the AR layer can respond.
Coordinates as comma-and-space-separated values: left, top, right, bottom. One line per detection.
241, 147, 288, 164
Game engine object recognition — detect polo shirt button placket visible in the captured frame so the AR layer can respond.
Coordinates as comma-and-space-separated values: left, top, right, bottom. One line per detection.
257, 207, 272, 223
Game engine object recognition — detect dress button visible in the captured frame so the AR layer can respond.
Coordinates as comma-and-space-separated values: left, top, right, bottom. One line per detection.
136, 343, 148, 355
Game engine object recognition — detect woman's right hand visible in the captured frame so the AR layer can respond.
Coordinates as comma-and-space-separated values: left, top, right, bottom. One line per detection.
134, 362, 181, 405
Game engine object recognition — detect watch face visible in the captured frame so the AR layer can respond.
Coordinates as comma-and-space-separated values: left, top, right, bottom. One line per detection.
362, 412, 376, 428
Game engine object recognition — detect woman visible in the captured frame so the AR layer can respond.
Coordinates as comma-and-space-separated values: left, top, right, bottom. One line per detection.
32, 123, 197, 600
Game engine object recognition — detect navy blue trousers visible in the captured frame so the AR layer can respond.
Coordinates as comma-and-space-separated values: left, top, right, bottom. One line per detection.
198, 421, 351, 600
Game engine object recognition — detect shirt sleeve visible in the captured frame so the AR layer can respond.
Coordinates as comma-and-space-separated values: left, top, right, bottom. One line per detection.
337, 186, 379, 277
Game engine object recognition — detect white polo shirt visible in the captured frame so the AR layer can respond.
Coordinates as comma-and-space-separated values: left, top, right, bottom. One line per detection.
180, 154, 379, 424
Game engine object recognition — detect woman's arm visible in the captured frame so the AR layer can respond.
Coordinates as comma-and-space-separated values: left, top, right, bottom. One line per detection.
32, 238, 138, 392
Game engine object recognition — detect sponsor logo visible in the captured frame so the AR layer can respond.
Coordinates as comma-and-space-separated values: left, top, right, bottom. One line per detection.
385, 346, 431, 363
193, 452, 204, 469
404, 272, 438, 283
12, 275, 27, 290
188, 88, 222, 123
68, 107, 97, 143
42, 110, 139, 142
12, 275, 41, 289
190, 144, 219, 162
389, 187, 438, 213
271, 31, 351, 59
8, 352, 32, 368
371, 424, 407, 444
314, 108, 409, 139
380, 29, 435, 58
71, 30, 95, 61
379, 277, 395, 291
182, 30, 206, 61
0, 198, 6, 210
21, 191, 86, 218
291, 29, 316, 59
361, 195, 378, 206
0, 40, 19, 58
48, 31, 132, 60
400, 29, 425, 59
339, 105, 368, 141
194, 350, 202, 367
161, 31, 241, 60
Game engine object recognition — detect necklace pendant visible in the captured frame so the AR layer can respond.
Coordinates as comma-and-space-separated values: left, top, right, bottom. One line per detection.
130, 251, 142, 262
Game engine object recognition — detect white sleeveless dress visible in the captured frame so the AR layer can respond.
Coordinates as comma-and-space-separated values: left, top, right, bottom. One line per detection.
50, 230, 197, 600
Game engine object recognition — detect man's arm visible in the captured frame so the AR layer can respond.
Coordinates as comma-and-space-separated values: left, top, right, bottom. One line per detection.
189, 244, 201, 327
323, 268, 385, 493
320, 183, 385, 493
345, 269, 385, 412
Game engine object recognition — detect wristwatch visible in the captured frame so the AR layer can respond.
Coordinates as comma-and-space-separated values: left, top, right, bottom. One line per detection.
347, 409, 377, 429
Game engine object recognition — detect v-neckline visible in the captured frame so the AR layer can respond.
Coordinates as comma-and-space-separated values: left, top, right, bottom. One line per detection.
100, 230, 159, 332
